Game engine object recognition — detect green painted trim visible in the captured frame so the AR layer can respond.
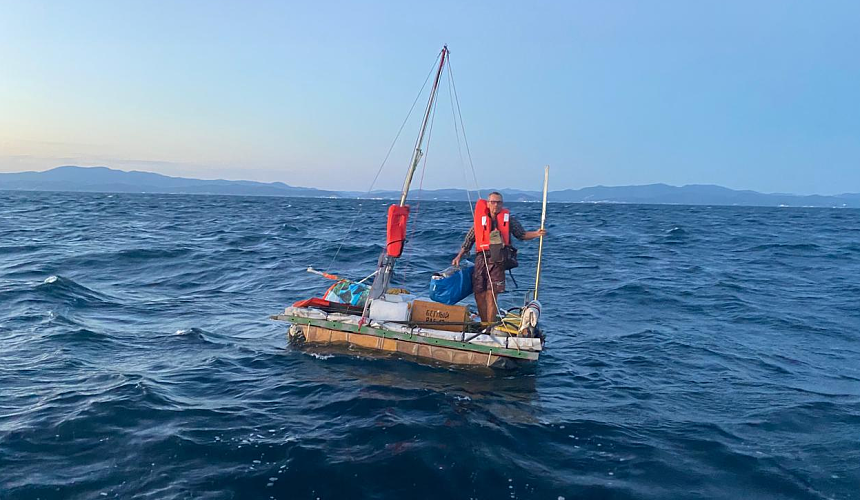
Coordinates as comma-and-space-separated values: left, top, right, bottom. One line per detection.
275, 314, 539, 361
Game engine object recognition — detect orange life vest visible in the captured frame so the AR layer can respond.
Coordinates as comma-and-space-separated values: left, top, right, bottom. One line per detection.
473, 199, 510, 251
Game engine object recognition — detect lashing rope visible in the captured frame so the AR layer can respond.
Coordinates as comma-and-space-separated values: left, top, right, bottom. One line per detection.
399, 71, 440, 285
446, 58, 474, 213
325, 51, 444, 274
445, 53, 503, 331
448, 56, 483, 201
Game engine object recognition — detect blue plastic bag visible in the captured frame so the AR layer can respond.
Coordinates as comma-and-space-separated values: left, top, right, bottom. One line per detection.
429, 262, 474, 305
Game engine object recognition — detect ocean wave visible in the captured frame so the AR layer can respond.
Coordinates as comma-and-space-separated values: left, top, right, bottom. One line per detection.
45, 327, 114, 344
745, 242, 822, 252
35, 275, 119, 308
0, 244, 45, 256
114, 247, 193, 260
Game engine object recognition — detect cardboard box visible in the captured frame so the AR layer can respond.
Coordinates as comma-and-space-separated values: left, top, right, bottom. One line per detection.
410, 300, 470, 332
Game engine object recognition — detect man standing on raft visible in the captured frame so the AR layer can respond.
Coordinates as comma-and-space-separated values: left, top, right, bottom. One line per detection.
452, 191, 546, 323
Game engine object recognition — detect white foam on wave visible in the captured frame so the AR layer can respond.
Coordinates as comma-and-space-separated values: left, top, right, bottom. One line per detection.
306, 352, 333, 360
44, 275, 58, 284
175, 329, 193, 335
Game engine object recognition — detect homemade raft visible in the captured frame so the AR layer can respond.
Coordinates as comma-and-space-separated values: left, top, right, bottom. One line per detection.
272, 46, 549, 369
273, 303, 542, 369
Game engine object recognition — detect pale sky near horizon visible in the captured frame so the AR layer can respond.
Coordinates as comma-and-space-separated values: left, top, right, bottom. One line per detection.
1, 1, 858, 195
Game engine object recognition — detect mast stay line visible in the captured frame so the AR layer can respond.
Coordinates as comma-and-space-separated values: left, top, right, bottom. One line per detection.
368, 45, 449, 301
399, 46, 448, 207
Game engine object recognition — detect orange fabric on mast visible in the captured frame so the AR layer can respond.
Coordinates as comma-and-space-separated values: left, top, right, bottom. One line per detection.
386, 204, 410, 257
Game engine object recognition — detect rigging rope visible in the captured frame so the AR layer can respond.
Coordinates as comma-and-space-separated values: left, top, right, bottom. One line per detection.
325, 50, 444, 274
324, 48, 506, 334
446, 54, 502, 327
400, 70, 441, 283
446, 59, 474, 213
447, 56, 483, 201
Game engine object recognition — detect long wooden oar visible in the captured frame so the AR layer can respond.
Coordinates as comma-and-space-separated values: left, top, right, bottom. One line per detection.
534, 166, 549, 300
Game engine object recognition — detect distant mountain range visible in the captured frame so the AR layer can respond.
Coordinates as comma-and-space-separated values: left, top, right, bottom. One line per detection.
0, 166, 338, 198
1, 166, 858, 208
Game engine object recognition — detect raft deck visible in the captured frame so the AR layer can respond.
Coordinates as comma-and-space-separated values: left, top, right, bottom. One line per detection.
272, 307, 541, 369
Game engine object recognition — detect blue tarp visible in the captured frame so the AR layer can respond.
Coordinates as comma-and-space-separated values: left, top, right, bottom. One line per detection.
429, 263, 474, 305
324, 280, 370, 307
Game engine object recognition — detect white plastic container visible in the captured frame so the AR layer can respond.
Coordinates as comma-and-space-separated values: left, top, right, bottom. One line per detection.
368, 299, 411, 322
381, 293, 416, 303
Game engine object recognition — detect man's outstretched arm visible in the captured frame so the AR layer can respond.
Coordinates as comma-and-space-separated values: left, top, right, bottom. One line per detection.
511, 216, 547, 241
521, 229, 547, 240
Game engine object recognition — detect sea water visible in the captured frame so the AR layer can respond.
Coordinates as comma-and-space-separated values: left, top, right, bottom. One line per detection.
1, 191, 858, 499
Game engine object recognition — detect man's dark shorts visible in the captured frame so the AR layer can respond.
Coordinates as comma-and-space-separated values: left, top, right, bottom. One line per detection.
473, 252, 506, 294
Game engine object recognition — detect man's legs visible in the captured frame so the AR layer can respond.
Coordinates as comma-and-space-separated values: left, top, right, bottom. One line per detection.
473, 252, 504, 324
473, 253, 490, 323
483, 291, 498, 323
475, 290, 489, 323
473, 290, 499, 323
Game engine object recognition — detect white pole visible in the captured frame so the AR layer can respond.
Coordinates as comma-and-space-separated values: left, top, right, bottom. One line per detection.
534, 166, 549, 300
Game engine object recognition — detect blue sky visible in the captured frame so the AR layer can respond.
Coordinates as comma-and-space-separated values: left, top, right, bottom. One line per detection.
1, 0, 858, 194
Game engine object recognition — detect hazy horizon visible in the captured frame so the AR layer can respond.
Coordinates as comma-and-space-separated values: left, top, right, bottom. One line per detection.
2, 1, 858, 196
4, 164, 860, 197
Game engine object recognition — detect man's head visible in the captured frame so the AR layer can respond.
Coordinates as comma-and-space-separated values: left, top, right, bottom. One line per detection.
487, 191, 503, 216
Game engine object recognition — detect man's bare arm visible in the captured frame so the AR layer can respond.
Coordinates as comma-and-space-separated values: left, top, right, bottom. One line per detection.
521, 229, 547, 241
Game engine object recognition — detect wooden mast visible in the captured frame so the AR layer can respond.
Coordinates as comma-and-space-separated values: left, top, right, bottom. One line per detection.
399, 46, 448, 206
369, 46, 449, 300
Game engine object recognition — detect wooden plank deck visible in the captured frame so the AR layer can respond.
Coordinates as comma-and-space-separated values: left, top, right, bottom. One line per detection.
274, 315, 539, 368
